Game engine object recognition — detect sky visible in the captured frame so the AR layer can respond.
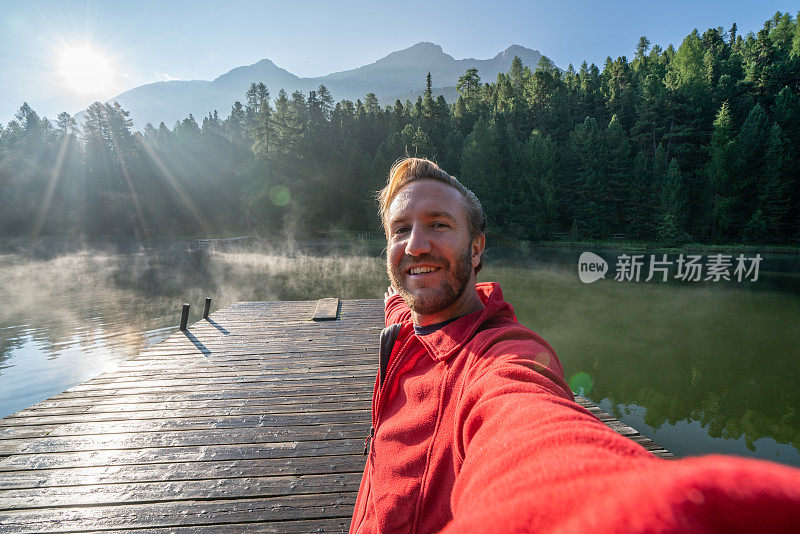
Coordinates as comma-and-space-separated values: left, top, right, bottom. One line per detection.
1, 0, 797, 125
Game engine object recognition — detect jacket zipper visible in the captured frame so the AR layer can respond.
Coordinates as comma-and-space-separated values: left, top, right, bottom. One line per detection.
354, 332, 413, 534
363, 426, 374, 455
364, 332, 414, 456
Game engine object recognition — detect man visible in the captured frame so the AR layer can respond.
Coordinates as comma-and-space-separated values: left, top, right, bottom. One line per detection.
351, 157, 800, 533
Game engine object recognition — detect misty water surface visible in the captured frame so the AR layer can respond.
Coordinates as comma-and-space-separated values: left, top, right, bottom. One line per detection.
1, 239, 799, 468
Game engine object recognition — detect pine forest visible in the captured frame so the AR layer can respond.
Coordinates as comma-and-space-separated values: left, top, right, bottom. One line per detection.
2, 12, 799, 246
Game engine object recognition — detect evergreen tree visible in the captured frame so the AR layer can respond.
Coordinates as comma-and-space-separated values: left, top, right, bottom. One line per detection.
731, 103, 772, 239
754, 123, 792, 241
245, 82, 272, 159
457, 68, 481, 101
56, 112, 77, 135
707, 101, 736, 241
565, 117, 609, 237
605, 115, 633, 234
425, 71, 432, 98
460, 117, 502, 231
518, 131, 558, 239
626, 152, 659, 238
658, 158, 687, 244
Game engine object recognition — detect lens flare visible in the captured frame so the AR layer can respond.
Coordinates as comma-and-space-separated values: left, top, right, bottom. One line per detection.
569, 372, 594, 396
269, 186, 291, 206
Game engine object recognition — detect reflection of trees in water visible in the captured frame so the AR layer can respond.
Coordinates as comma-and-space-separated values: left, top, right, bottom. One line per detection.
601, 384, 800, 454
584, 311, 800, 452
575, 324, 800, 453
487, 264, 800, 455
0, 335, 26, 369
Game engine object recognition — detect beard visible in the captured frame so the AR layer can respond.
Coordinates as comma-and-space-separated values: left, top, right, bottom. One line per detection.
387, 247, 474, 316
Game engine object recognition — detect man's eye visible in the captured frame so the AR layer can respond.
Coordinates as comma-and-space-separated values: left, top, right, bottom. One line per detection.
394, 227, 409, 235
433, 222, 450, 229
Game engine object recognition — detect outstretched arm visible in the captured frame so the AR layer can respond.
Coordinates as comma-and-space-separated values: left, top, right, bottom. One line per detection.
445, 352, 800, 533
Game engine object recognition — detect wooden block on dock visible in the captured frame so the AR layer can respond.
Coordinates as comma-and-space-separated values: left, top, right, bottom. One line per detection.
312, 298, 340, 321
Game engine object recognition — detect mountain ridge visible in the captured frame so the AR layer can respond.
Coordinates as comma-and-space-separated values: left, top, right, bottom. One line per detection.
99, 42, 551, 129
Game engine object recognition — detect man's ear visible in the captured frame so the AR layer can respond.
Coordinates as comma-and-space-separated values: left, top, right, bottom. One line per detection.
471, 234, 485, 268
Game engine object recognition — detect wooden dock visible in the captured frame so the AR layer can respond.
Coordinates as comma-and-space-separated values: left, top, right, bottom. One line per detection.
0, 299, 672, 533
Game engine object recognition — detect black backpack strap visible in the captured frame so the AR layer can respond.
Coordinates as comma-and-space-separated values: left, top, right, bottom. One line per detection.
379, 323, 402, 388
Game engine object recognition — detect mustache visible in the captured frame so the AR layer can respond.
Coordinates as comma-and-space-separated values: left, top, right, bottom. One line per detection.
397, 254, 448, 271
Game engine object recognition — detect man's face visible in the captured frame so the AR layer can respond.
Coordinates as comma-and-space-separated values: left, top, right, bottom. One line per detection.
385, 180, 483, 319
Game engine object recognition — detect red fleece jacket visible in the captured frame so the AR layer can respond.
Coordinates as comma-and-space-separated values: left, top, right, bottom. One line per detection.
350, 282, 800, 533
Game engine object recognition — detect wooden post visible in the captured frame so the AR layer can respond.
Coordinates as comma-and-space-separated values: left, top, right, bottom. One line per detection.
203, 297, 211, 318
180, 303, 190, 330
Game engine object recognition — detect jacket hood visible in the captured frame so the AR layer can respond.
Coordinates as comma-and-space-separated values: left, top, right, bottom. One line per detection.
415, 282, 518, 362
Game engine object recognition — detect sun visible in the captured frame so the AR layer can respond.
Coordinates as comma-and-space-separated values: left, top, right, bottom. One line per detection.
57, 45, 115, 96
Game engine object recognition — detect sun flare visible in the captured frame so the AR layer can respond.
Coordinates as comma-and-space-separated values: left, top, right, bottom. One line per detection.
57, 45, 115, 96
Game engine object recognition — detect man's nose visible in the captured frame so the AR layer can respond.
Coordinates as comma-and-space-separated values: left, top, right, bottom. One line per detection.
404, 225, 431, 256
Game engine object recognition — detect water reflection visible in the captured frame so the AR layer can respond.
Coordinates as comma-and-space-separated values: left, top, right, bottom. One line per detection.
598, 400, 800, 466
485, 257, 800, 467
1, 239, 799, 469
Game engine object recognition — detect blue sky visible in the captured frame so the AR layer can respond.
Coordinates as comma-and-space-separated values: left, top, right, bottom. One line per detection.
1, 0, 797, 124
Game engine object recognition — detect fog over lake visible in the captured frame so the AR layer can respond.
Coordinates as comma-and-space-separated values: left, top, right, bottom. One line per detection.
1, 239, 799, 467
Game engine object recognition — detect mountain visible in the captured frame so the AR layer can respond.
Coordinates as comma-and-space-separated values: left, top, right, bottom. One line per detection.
98, 43, 550, 129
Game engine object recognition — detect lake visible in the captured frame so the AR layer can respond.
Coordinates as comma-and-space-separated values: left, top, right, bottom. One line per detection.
1, 239, 799, 467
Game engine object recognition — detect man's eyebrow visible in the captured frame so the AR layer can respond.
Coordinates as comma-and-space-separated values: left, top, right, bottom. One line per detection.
388, 210, 457, 225
416, 210, 456, 222
423, 210, 457, 221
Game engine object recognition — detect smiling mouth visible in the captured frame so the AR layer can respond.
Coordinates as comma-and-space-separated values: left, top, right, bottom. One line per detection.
408, 266, 441, 275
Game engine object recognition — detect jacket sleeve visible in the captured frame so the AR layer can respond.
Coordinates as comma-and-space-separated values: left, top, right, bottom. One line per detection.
385, 293, 412, 326
445, 346, 800, 533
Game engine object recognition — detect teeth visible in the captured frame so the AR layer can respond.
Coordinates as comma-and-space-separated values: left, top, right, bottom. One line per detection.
410, 266, 437, 275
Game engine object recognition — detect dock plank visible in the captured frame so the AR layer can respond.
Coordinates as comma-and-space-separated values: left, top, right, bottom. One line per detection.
0, 472, 361, 510
0, 493, 355, 533
0, 455, 365, 490
0, 298, 673, 532
0, 439, 365, 472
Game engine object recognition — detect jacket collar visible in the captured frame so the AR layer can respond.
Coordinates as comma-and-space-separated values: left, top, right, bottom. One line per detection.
414, 282, 518, 362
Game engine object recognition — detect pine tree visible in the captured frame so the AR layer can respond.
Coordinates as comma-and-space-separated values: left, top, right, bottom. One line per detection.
635, 36, 651, 60
605, 115, 633, 234
658, 158, 687, 244
457, 68, 481, 101
564, 117, 608, 237
518, 131, 558, 239
56, 112, 77, 135
756, 123, 791, 241
706, 101, 734, 240
460, 117, 502, 230
731, 103, 771, 240
626, 152, 659, 238
425, 71, 432, 98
